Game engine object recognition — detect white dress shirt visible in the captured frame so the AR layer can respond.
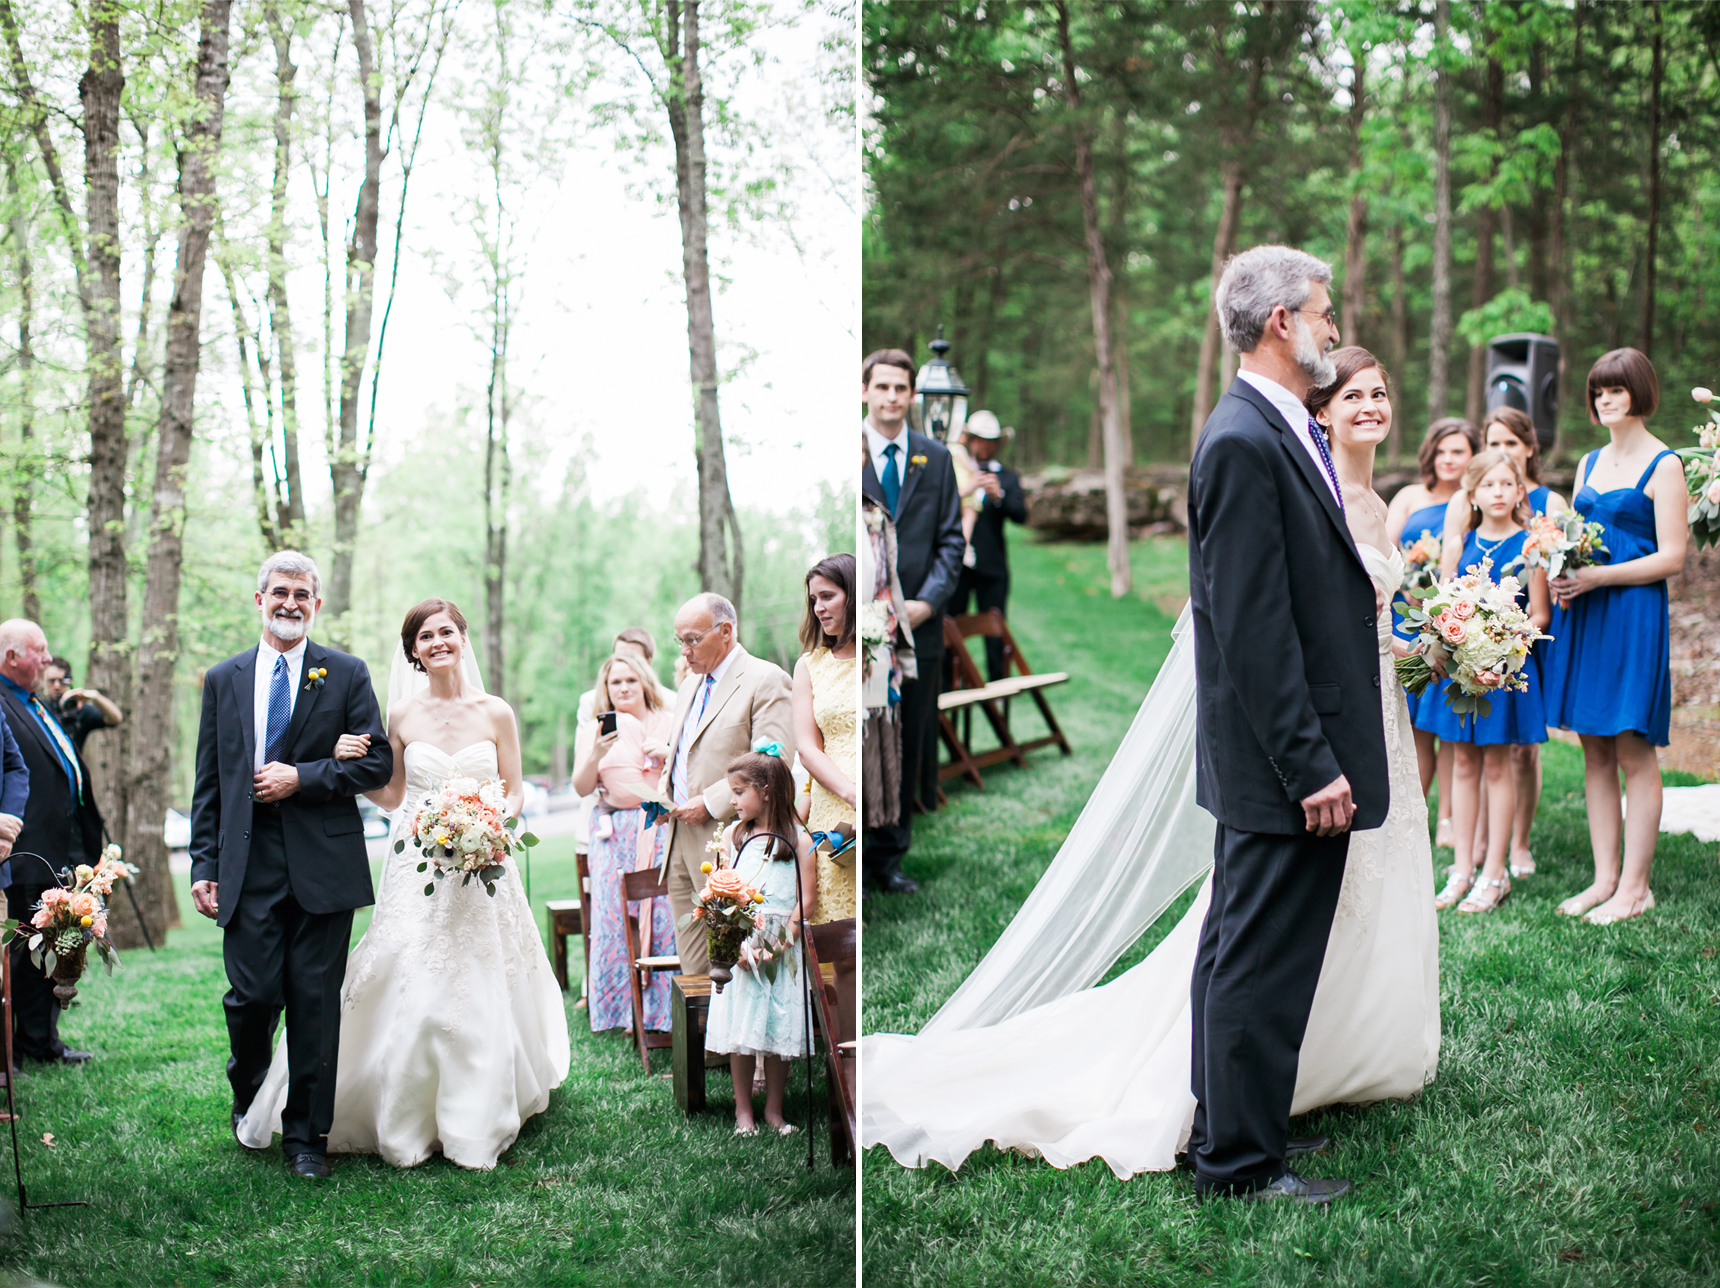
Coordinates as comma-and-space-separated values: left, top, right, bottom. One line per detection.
671, 644, 740, 804
864, 417, 910, 493
253, 636, 308, 772
1236, 369, 1342, 506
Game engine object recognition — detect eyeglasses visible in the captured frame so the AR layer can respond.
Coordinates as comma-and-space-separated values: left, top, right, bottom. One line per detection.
266, 587, 316, 603
1296, 306, 1338, 328
675, 625, 724, 653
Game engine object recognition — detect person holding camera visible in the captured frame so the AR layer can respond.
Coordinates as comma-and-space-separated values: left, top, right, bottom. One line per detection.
571, 649, 674, 1034
41, 657, 123, 757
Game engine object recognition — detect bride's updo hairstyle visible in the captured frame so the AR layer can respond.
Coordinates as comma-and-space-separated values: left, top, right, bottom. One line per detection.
1305, 346, 1390, 435
726, 750, 800, 861
402, 597, 469, 672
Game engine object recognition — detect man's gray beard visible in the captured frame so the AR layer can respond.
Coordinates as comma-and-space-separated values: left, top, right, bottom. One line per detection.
1294, 315, 1336, 388
265, 611, 311, 644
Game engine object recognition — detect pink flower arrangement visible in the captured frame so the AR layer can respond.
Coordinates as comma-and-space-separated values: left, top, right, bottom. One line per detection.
5, 843, 137, 983
397, 777, 538, 898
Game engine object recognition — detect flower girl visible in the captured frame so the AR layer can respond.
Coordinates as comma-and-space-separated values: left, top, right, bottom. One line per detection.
1418, 451, 1551, 914
704, 748, 817, 1135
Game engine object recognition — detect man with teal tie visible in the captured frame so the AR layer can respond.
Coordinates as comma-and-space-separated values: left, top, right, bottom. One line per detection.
0, 619, 102, 1066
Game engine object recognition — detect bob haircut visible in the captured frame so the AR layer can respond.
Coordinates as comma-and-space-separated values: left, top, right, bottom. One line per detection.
401, 598, 468, 673
800, 554, 857, 654
1586, 347, 1659, 422
1416, 417, 1481, 490
1462, 449, 1534, 533
1305, 346, 1391, 428
1481, 406, 1543, 483
862, 349, 917, 392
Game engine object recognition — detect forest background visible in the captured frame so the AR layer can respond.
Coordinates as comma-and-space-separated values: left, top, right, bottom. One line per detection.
862, 0, 1720, 476
0, 0, 857, 948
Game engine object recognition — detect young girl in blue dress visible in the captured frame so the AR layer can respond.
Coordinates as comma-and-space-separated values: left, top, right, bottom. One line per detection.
1420, 451, 1552, 913
1542, 348, 1689, 925
1438, 407, 1569, 879
705, 749, 817, 1135
1386, 416, 1480, 849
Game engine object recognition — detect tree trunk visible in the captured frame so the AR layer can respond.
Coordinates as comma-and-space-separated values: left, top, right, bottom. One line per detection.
218, 252, 281, 549
1389, 220, 1407, 462
1056, 0, 1128, 595
667, 0, 742, 609
1107, 108, 1132, 465
126, 0, 230, 950
1639, 0, 1662, 358
1189, 158, 1244, 456
327, 0, 384, 636
1427, 0, 1453, 423
1465, 54, 1502, 425
265, 3, 306, 543
7, 160, 36, 621
1550, 3, 1582, 441
1343, 42, 1367, 350
124, 117, 160, 415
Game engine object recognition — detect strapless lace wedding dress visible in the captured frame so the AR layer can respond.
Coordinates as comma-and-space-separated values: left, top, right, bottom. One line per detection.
237, 740, 572, 1169
861, 545, 1440, 1177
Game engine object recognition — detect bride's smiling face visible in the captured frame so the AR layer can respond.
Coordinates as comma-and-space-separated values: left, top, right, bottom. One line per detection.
412, 612, 466, 675
1318, 367, 1392, 449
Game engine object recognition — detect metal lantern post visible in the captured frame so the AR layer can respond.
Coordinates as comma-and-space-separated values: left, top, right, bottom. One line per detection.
914, 325, 970, 444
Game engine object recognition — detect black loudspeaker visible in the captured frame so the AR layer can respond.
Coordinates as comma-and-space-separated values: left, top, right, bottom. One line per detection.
1485, 333, 1561, 452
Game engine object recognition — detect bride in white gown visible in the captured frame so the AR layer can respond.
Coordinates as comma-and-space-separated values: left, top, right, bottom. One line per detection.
238, 598, 571, 1169
862, 350, 1439, 1179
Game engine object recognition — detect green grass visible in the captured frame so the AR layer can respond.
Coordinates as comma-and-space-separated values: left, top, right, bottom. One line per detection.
862, 535, 1720, 1287
0, 838, 854, 1287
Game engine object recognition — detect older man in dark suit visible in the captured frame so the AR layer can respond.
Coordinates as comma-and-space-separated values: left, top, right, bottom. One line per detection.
860, 348, 964, 893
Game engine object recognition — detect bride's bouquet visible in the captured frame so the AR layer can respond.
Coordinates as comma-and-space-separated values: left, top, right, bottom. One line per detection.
1513, 510, 1609, 580
398, 777, 539, 898
2, 845, 138, 1006
1393, 559, 1551, 724
1399, 530, 1446, 598
1681, 387, 1720, 549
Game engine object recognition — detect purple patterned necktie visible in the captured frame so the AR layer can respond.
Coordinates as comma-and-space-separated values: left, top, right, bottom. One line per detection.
1307, 417, 1346, 513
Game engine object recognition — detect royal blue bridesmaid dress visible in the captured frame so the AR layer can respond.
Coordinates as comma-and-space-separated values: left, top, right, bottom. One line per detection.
1395, 499, 1453, 724
1542, 450, 1676, 746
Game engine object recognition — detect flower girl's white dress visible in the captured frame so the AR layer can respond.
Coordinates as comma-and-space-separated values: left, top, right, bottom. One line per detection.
238, 740, 571, 1169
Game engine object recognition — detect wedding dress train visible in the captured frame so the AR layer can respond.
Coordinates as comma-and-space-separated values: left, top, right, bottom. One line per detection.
238, 740, 572, 1169
860, 545, 1439, 1178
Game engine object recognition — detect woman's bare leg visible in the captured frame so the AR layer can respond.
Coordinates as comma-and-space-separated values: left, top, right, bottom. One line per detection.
729, 1054, 757, 1131
1509, 743, 1541, 874
1585, 732, 1661, 920
1559, 734, 1621, 915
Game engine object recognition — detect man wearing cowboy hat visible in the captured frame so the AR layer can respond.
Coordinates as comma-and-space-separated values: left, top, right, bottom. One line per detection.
955, 411, 1028, 682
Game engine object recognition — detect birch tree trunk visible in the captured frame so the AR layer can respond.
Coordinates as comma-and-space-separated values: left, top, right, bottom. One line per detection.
127, 0, 231, 947
1056, 0, 1128, 595
1427, 0, 1454, 423
666, 0, 742, 609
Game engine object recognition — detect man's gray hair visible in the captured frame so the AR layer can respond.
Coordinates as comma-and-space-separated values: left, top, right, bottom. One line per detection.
0, 619, 41, 656
1215, 245, 1333, 355
689, 592, 737, 627
257, 549, 322, 599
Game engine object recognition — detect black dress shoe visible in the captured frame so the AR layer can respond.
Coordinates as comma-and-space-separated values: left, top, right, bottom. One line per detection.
1285, 1134, 1331, 1160
881, 872, 920, 894
285, 1151, 330, 1180
1241, 1170, 1352, 1205
53, 1050, 92, 1065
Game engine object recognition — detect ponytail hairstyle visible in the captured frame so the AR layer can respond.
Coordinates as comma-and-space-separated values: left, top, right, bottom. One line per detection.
1462, 449, 1533, 533
726, 749, 800, 860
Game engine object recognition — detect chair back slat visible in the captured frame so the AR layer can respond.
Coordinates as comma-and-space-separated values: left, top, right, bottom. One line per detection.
622, 868, 672, 901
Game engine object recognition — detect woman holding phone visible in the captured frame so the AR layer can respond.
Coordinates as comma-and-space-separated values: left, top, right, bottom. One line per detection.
572, 649, 675, 1033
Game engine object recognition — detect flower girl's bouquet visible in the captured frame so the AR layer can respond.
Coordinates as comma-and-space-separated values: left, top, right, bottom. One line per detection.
1514, 510, 1609, 580
1681, 387, 1720, 549
1400, 530, 1446, 598
678, 848, 768, 992
398, 777, 538, 898
2, 844, 138, 1006
1394, 559, 1551, 725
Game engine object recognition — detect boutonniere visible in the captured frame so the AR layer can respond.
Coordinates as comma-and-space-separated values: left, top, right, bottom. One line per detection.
909, 454, 927, 471
303, 667, 328, 692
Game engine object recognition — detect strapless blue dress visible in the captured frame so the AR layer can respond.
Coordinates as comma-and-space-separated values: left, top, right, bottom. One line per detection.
1411, 528, 1547, 746
1395, 501, 1452, 729
1541, 449, 1676, 746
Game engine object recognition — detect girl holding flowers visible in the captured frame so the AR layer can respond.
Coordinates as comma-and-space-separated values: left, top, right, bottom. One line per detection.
1386, 416, 1481, 848
1416, 451, 1552, 913
1542, 348, 1688, 924
704, 748, 816, 1136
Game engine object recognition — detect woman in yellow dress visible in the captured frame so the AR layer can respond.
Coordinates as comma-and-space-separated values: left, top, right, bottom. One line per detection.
793, 553, 858, 1043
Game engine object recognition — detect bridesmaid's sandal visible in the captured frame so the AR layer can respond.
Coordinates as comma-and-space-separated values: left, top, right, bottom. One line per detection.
1433, 870, 1475, 911
1456, 873, 1510, 914
1509, 850, 1536, 879
1583, 890, 1655, 926
1557, 888, 1611, 917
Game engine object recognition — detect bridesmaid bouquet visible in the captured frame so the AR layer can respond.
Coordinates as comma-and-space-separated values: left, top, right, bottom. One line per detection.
1513, 511, 1609, 579
1400, 531, 1446, 598
399, 777, 539, 898
1, 845, 138, 1006
1393, 559, 1551, 724
1681, 387, 1720, 549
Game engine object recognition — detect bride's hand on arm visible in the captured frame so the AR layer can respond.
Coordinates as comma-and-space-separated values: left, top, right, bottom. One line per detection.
491, 698, 527, 817
364, 716, 409, 812
334, 733, 370, 759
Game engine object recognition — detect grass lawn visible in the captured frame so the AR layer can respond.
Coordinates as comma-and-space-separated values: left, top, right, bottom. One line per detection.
862, 535, 1720, 1287
0, 837, 854, 1287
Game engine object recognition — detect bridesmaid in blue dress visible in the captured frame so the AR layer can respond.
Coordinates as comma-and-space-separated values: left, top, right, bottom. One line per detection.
1385, 416, 1480, 849
1419, 451, 1551, 913
1437, 407, 1570, 879
1543, 349, 1689, 925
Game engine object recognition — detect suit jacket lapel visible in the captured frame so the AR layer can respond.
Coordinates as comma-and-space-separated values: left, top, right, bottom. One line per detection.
892, 432, 926, 520
234, 647, 258, 768
1, 685, 56, 767
1228, 380, 1363, 568
860, 456, 888, 509
278, 641, 328, 758
693, 649, 748, 746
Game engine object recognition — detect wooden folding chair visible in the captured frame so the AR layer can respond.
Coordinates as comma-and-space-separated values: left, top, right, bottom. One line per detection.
935, 615, 1026, 787
956, 609, 1072, 760
804, 918, 856, 1167
621, 866, 680, 1073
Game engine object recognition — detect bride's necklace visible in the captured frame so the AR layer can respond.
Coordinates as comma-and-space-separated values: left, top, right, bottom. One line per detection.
1342, 479, 1385, 524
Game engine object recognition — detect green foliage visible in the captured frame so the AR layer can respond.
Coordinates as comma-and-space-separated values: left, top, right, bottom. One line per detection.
1456, 286, 1556, 348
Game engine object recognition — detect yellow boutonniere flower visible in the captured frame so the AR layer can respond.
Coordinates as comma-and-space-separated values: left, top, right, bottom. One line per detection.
910, 454, 927, 467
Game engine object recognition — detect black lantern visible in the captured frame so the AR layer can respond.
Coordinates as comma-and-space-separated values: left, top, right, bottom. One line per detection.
914, 325, 969, 443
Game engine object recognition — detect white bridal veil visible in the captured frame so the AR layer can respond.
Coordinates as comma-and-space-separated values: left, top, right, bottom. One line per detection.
385, 642, 487, 726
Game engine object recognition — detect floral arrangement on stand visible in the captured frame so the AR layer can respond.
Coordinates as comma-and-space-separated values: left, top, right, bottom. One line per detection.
1394, 558, 1552, 727
1, 845, 139, 1008
678, 833, 768, 992
397, 777, 538, 898
1682, 387, 1720, 549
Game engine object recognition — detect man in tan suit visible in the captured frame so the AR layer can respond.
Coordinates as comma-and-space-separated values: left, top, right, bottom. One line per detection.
654, 592, 794, 975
